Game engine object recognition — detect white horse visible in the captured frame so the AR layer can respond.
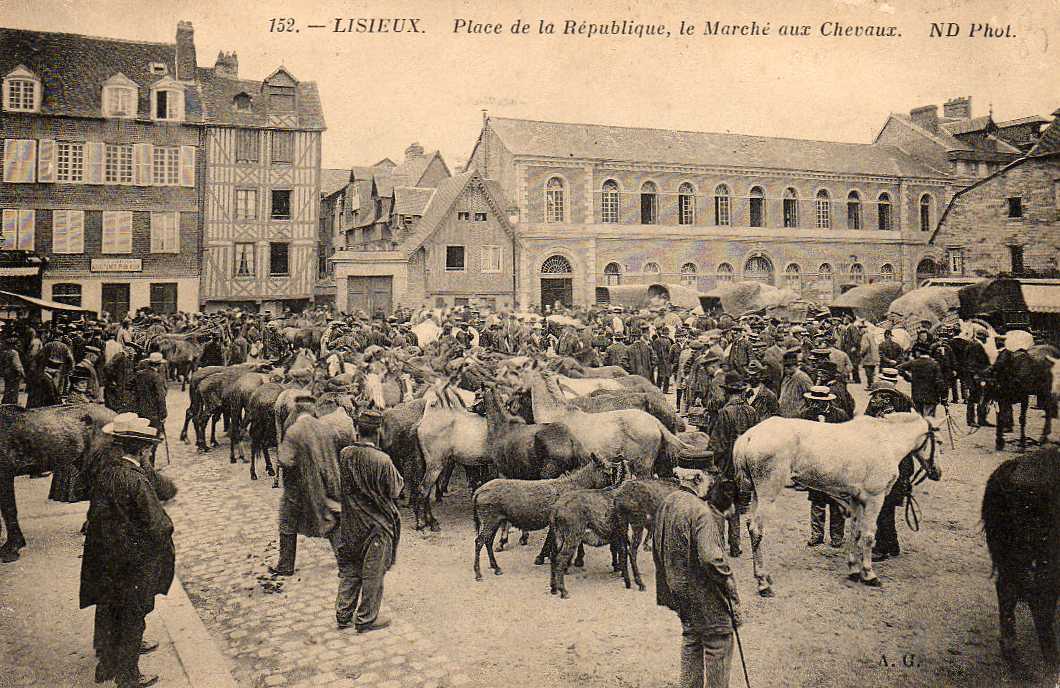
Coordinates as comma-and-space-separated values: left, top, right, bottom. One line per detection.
734, 412, 942, 596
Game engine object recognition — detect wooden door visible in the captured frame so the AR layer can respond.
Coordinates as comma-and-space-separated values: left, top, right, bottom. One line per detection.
101, 283, 130, 321
541, 278, 573, 310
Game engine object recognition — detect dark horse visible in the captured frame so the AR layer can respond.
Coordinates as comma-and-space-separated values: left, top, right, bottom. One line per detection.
987, 345, 1058, 451
982, 445, 1059, 676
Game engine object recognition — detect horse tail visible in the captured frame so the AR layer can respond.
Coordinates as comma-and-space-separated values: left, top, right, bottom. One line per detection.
654, 421, 688, 479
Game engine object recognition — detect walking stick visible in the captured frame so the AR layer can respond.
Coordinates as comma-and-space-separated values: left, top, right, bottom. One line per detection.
943, 406, 956, 450
725, 594, 752, 688
162, 428, 172, 468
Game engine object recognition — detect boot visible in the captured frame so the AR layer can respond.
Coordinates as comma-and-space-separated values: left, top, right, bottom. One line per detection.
268, 534, 297, 576
807, 503, 825, 546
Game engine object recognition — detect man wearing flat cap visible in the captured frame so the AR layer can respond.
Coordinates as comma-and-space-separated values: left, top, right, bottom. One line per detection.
81, 413, 174, 688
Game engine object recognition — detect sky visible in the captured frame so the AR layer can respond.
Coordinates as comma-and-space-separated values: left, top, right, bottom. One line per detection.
2, 0, 1058, 170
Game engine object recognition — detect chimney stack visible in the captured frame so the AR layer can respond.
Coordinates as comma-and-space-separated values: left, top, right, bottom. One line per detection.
910, 105, 939, 133
175, 21, 197, 81
943, 96, 972, 120
214, 51, 239, 79
404, 142, 425, 160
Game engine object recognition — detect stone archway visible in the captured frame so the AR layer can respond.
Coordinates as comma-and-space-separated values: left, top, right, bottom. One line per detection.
915, 257, 939, 285
744, 254, 775, 285
540, 254, 574, 311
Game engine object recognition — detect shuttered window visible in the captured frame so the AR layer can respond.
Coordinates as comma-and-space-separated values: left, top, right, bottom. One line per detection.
133, 143, 153, 185
179, 146, 195, 187
52, 210, 85, 254
271, 131, 294, 164
1, 209, 35, 250
150, 212, 180, 253
102, 211, 133, 253
236, 130, 260, 163
2, 139, 36, 182
84, 142, 105, 184
37, 139, 56, 182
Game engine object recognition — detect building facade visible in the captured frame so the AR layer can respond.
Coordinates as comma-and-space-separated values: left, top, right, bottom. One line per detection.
0, 24, 203, 318
467, 116, 962, 310
931, 117, 1060, 278
198, 64, 325, 314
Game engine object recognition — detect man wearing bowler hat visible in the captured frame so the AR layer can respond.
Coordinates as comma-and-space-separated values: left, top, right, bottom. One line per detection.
131, 352, 168, 466
708, 371, 759, 558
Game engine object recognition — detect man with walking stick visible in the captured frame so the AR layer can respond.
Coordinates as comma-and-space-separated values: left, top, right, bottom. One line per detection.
653, 456, 744, 688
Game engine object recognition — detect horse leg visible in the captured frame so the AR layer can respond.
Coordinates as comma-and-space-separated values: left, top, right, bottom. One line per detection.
180, 406, 193, 443
435, 461, 455, 504
858, 499, 883, 587
229, 413, 239, 464
642, 521, 653, 552
484, 520, 503, 577
0, 471, 26, 562
535, 528, 553, 566
629, 525, 646, 591
747, 494, 775, 597
614, 534, 630, 588
474, 517, 502, 581
249, 438, 258, 481
210, 411, 222, 448
554, 535, 580, 599
846, 506, 863, 582
1040, 397, 1055, 445
419, 461, 445, 532
995, 573, 1021, 671
1031, 588, 1059, 672
519, 531, 529, 546
573, 542, 585, 568
1018, 399, 1029, 450
498, 521, 510, 551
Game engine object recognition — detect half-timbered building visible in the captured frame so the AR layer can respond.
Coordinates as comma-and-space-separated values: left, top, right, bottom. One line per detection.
198, 63, 324, 313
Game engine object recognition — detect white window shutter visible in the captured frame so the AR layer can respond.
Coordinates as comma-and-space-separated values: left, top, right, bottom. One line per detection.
1, 209, 17, 250
134, 143, 153, 186
102, 211, 117, 252
117, 211, 133, 253
67, 210, 84, 253
170, 89, 185, 121
37, 139, 56, 183
17, 209, 34, 251
179, 145, 195, 187
169, 212, 180, 253
3, 139, 36, 183
85, 142, 104, 184
149, 212, 160, 253
52, 209, 69, 254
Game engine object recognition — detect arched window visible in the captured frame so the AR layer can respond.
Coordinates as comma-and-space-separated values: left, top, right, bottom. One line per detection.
545, 177, 565, 223
601, 180, 619, 224
714, 184, 731, 226
815, 189, 831, 228
51, 283, 82, 307
846, 191, 862, 230
877, 192, 892, 231
818, 262, 833, 282
850, 263, 865, 284
151, 79, 185, 121
879, 263, 895, 281
783, 188, 799, 228
680, 262, 697, 287
640, 181, 658, 224
784, 263, 801, 290
744, 255, 774, 284
716, 262, 734, 283
919, 194, 933, 232
915, 257, 938, 284
678, 182, 696, 225
643, 262, 661, 275
541, 254, 572, 274
749, 186, 765, 227
233, 92, 252, 111
603, 261, 622, 285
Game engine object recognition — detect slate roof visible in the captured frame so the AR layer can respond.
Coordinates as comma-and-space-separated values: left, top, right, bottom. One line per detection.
320, 168, 352, 197
0, 27, 203, 121
941, 116, 993, 136
393, 186, 435, 215
196, 66, 325, 130
402, 171, 513, 257
1029, 118, 1060, 156
486, 116, 947, 178
997, 115, 1051, 128
389, 153, 436, 185
882, 113, 973, 152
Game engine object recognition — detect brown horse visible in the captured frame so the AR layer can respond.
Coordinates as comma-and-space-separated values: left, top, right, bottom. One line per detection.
987, 344, 1058, 450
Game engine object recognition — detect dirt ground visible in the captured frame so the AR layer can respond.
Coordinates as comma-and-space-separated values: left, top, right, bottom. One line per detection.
379, 386, 1058, 688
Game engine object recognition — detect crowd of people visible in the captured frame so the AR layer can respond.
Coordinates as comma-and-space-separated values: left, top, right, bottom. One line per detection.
0, 298, 1016, 688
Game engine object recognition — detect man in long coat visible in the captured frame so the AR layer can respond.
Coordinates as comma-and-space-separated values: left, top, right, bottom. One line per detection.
707, 372, 759, 558
654, 468, 741, 688
80, 413, 174, 688
329, 413, 403, 631
0, 331, 25, 405
625, 325, 656, 382
652, 328, 675, 393
103, 345, 136, 413
604, 334, 630, 372
131, 353, 168, 465
28, 354, 65, 408
778, 350, 813, 419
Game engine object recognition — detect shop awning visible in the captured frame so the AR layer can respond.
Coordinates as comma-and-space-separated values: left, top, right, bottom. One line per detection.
0, 267, 40, 277
0, 290, 91, 313
1021, 284, 1060, 314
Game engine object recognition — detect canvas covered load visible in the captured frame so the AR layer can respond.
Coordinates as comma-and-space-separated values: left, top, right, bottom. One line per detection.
698, 281, 800, 316
886, 286, 961, 329
830, 282, 904, 322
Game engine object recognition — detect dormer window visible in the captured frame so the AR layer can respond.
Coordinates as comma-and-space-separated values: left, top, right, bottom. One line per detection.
102, 73, 138, 118
263, 68, 298, 112
233, 92, 252, 111
151, 79, 184, 121
149, 62, 168, 76
3, 66, 41, 113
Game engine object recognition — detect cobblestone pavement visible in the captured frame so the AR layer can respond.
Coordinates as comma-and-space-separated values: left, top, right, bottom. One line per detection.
161, 400, 472, 688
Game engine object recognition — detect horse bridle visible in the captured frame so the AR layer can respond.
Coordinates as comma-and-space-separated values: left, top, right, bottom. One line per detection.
909, 424, 939, 487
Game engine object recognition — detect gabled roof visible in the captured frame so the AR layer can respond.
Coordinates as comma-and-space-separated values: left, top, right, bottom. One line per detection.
393, 186, 435, 216
401, 171, 514, 257
196, 66, 325, 130
389, 150, 450, 187
487, 116, 947, 178
320, 168, 352, 197
997, 115, 1051, 128
1028, 118, 1060, 156
876, 113, 972, 152
0, 27, 203, 121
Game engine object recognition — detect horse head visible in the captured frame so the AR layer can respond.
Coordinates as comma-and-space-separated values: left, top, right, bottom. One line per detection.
912, 416, 943, 483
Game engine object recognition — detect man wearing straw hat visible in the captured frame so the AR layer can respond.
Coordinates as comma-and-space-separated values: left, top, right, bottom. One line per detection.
80, 412, 174, 688
801, 386, 849, 548
654, 454, 742, 688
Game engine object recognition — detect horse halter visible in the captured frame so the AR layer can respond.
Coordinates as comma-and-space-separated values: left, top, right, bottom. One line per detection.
910, 423, 941, 485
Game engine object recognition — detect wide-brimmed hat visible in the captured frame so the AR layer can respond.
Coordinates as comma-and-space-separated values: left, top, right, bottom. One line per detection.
878, 368, 900, 383
782, 349, 800, 364
83, 345, 102, 356
44, 353, 66, 368
700, 352, 721, 365
356, 409, 384, 432
745, 360, 765, 379
102, 412, 161, 444
146, 352, 165, 365
721, 371, 748, 392
803, 386, 836, 402
809, 347, 831, 360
